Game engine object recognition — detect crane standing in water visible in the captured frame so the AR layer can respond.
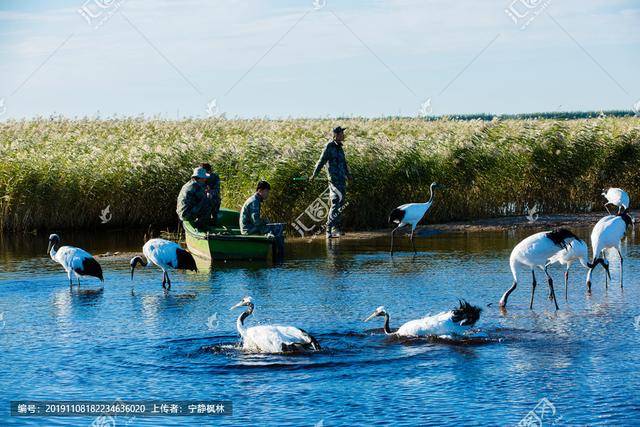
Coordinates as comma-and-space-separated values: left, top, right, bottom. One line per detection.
47, 234, 103, 288
388, 182, 443, 255
130, 238, 197, 291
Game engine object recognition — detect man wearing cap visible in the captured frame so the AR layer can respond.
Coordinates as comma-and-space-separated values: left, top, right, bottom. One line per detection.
176, 167, 213, 229
310, 126, 352, 238
240, 180, 271, 235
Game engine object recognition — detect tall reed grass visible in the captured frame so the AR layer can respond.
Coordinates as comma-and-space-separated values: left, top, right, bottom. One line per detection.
1, 117, 639, 232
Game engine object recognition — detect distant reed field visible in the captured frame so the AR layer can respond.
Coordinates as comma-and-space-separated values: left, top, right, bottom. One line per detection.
1, 116, 639, 232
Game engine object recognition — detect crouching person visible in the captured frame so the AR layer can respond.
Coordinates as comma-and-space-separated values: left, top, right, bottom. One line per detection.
176, 167, 212, 230
199, 162, 221, 225
240, 180, 284, 260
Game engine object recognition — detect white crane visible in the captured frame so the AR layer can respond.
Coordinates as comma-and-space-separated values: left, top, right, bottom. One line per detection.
499, 229, 582, 310
602, 188, 630, 214
364, 300, 481, 337
230, 296, 321, 353
586, 211, 632, 293
545, 238, 589, 301
47, 234, 103, 288
130, 238, 197, 291
388, 182, 442, 255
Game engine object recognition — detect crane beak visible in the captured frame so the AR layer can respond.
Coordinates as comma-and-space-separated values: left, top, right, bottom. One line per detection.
364, 312, 378, 322
46, 241, 52, 255
130, 266, 135, 281
230, 302, 244, 310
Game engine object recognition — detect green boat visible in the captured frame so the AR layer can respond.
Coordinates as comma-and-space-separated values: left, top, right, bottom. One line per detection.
183, 208, 280, 261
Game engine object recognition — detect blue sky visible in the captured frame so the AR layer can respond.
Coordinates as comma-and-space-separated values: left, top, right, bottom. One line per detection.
0, 0, 638, 119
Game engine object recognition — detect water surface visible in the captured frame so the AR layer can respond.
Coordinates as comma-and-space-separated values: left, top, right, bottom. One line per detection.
1, 228, 639, 426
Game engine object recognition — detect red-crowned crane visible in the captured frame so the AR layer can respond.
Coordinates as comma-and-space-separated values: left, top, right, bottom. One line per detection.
499, 229, 582, 310
130, 238, 197, 291
586, 210, 632, 293
545, 238, 589, 301
47, 234, 103, 288
230, 296, 321, 353
364, 300, 481, 337
388, 182, 442, 255
602, 188, 630, 214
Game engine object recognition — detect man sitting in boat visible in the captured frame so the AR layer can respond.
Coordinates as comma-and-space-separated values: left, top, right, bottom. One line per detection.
240, 180, 271, 235
199, 162, 221, 225
176, 166, 213, 230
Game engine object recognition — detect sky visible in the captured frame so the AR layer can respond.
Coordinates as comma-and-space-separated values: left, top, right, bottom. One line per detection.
0, 0, 638, 119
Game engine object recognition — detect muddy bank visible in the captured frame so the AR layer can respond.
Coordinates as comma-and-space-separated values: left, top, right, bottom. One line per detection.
92, 210, 636, 252
296, 210, 638, 241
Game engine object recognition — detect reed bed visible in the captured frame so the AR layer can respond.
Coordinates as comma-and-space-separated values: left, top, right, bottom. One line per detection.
1, 116, 639, 232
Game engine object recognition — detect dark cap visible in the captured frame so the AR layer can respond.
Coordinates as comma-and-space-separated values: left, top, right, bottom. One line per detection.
333, 126, 346, 134
256, 180, 271, 191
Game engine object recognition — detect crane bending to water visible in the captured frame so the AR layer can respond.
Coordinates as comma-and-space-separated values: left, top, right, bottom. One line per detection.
499, 229, 582, 310
545, 238, 589, 301
130, 238, 197, 291
586, 211, 632, 293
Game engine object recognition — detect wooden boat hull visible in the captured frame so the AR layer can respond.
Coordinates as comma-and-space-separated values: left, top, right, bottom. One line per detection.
183, 209, 276, 261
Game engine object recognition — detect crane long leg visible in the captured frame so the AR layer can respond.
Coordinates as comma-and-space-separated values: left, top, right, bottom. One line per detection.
166, 272, 172, 290
603, 251, 609, 290
410, 228, 416, 255
564, 269, 569, 301
616, 247, 623, 289
68, 271, 73, 289
545, 266, 559, 310
162, 271, 167, 289
529, 270, 537, 309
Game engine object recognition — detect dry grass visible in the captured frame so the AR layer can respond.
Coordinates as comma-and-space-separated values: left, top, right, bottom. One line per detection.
1, 116, 639, 232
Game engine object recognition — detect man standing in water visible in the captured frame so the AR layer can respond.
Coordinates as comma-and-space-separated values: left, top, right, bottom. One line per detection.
310, 126, 352, 238
176, 166, 213, 229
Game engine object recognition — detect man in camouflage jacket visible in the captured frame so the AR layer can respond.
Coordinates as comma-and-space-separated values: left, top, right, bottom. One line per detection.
240, 180, 271, 235
310, 126, 351, 237
176, 167, 213, 229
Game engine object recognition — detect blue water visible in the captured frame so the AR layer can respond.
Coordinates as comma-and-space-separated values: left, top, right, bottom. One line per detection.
1, 229, 639, 426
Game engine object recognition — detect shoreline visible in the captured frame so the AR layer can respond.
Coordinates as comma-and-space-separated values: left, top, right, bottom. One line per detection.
289, 209, 637, 241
